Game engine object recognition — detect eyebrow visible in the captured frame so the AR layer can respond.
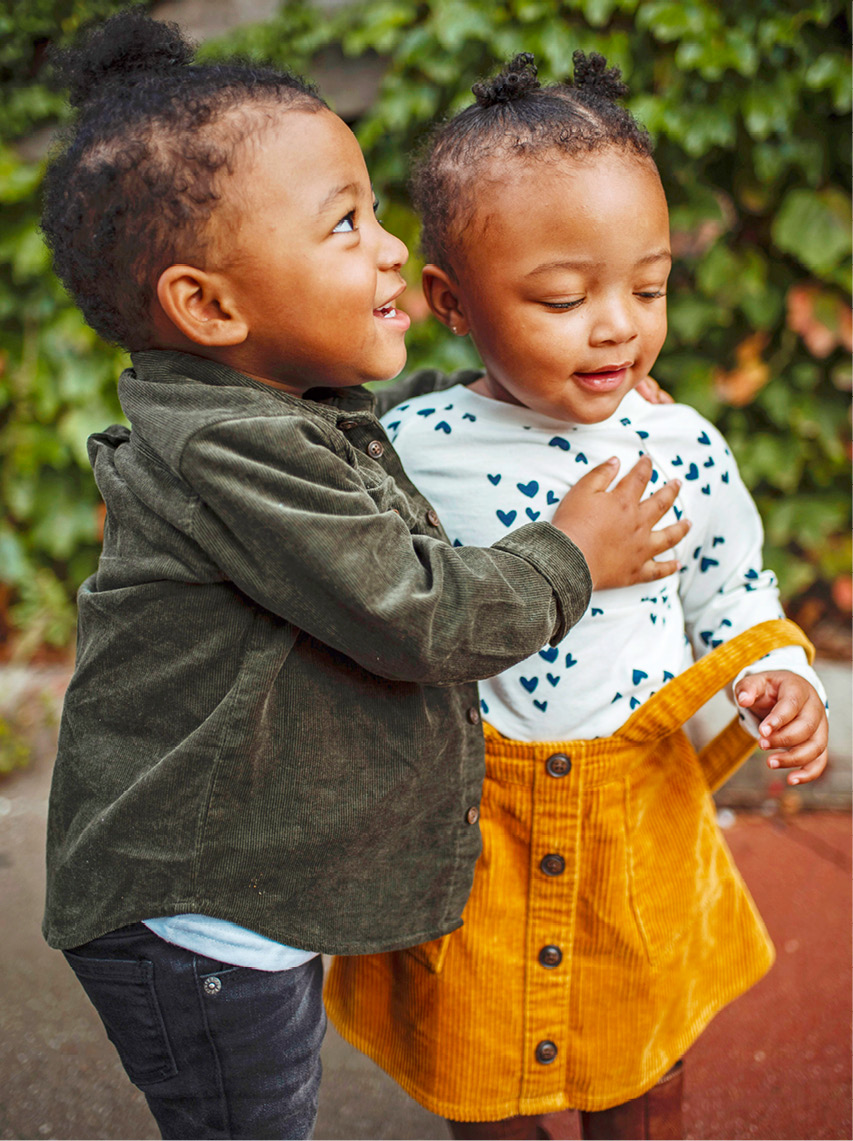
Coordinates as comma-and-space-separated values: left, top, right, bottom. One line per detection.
525, 249, 672, 277
317, 182, 361, 216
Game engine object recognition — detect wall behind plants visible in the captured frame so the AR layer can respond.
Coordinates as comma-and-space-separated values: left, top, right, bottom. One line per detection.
1, 0, 850, 658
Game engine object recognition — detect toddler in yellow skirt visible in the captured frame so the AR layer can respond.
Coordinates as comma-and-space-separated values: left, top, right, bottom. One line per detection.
326, 52, 829, 1139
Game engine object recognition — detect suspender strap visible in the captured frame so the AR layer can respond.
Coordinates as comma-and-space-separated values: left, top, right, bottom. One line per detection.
617, 618, 815, 791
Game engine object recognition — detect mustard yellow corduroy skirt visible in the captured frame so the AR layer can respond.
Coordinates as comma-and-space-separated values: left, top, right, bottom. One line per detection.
325, 620, 815, 1120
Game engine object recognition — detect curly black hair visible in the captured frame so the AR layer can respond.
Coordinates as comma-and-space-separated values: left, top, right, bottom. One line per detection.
412, 51, 654, 274
40, 7, 326, 349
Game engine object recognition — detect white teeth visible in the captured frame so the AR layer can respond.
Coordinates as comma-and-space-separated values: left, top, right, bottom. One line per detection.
376, 305, 397, 318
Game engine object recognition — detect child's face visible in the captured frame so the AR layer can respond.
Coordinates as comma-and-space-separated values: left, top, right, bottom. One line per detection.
443, 149, 670, 424
213, 109, 410, 391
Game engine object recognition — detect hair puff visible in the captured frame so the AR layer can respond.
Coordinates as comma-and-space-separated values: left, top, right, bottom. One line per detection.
571, 50, 629, 102
50, 6, 193, 108
472, 52, 540, 107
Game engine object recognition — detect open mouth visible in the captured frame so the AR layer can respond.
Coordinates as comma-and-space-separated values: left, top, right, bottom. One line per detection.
372, 299, 411, 331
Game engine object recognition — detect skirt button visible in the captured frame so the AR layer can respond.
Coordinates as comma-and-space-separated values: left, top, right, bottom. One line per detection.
535, 1040, 558, 1064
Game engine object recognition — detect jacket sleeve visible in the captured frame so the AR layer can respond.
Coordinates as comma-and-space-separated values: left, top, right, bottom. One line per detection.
180, 412, 591, 685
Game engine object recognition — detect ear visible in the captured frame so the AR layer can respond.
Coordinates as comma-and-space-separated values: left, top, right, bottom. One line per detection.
421, 264, 470, 336
155, 265, 249, 347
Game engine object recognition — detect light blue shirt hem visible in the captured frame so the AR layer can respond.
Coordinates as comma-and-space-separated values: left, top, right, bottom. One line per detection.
143, 914, 318, 972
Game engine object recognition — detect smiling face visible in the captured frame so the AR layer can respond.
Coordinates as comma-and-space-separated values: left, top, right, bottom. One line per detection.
438, 148, 670, 424
212, 108, 410, 392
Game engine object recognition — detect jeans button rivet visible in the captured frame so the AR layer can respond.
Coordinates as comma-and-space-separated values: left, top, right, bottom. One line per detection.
204, 976, 222, 996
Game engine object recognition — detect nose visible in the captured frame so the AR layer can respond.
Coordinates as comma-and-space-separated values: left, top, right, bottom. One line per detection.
377, 222, 409, 271
589, 293, 637, 346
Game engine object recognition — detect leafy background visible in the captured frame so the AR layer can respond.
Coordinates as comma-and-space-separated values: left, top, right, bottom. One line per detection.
1, 0, 850, 679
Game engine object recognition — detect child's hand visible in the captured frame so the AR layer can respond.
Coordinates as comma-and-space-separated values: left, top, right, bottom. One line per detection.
735, 671, 829, 785
552, 456, 690, 588
635, 375, 673, 404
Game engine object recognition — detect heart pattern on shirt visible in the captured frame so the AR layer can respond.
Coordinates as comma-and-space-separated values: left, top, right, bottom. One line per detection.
382, 387, 754, 732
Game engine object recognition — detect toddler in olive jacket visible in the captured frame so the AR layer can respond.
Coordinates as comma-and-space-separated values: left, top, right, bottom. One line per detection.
40, 13, 686, 1139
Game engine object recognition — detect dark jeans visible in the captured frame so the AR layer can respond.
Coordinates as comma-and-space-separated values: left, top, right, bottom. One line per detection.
63, 923, 325, 1140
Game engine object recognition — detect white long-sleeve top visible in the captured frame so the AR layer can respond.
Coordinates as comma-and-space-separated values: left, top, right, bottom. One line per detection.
383, 384, 824, 742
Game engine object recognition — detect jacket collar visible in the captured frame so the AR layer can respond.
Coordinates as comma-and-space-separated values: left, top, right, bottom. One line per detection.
129, 349, 377, 416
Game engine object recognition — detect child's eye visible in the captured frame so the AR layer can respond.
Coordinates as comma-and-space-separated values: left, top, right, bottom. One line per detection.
543, 299, 584, 310
332, 210, 356, 234
636, 290, 667, 300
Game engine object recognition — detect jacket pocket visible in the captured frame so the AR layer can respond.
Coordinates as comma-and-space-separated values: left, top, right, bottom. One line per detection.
63, 951, 178, 1086
404, 932, 453, 974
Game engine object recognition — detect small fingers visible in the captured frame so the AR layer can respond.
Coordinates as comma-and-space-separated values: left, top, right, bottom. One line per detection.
734, 680, 760, 709
638, 557, 681, 582
735, 675, 773, 712
649, 519, 691, 556
766, 737, 824, 767
784, 750, 829, 785
614, 455, 654, 500
757, 693, 804, 736
763, 703, 828, 766
635, 375, 674, 405
642, 478, 682, 524
759, 702, 826, 750
571, 456, 621, 494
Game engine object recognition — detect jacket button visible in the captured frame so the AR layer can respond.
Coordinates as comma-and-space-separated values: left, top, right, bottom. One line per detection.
367, 440, 385, 458
538, 945, 563, 969
203, 976, 222, 996
545, 753, 571, 777
466, 706, 481, 725
466, 806, 480, 825
338, 420, 358, 430
426, 508, 440, 526
540, 854, 565, 877
536, 1040, 558, 1064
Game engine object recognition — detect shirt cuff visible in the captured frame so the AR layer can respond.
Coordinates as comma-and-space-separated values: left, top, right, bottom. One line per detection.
493, 522, 592, 644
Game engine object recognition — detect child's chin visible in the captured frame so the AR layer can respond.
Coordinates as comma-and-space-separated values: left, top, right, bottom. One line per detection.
374, 349, 408, 383
569, 393, 629, 424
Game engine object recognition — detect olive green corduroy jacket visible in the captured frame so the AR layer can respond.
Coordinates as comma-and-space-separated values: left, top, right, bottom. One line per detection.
43, 350, 591, 955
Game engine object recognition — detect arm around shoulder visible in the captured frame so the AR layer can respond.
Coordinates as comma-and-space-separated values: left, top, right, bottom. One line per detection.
494, 522, 592, 642
179, 412, 587, 684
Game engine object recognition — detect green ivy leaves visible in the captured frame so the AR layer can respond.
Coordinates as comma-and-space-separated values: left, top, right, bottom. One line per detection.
773, 188, 852, 277
0, 0, 850, 647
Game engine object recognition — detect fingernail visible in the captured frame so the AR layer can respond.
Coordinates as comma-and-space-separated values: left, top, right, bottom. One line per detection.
607, 456, 618, 464
671, 479, 681, 490
766, 754, 777, 765
789, 776, 799, 785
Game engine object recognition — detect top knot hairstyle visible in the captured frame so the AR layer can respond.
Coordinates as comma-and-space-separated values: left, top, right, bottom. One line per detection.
412, 50, 652, 272
471, 51, 541, 106
41, 7, 326, 349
